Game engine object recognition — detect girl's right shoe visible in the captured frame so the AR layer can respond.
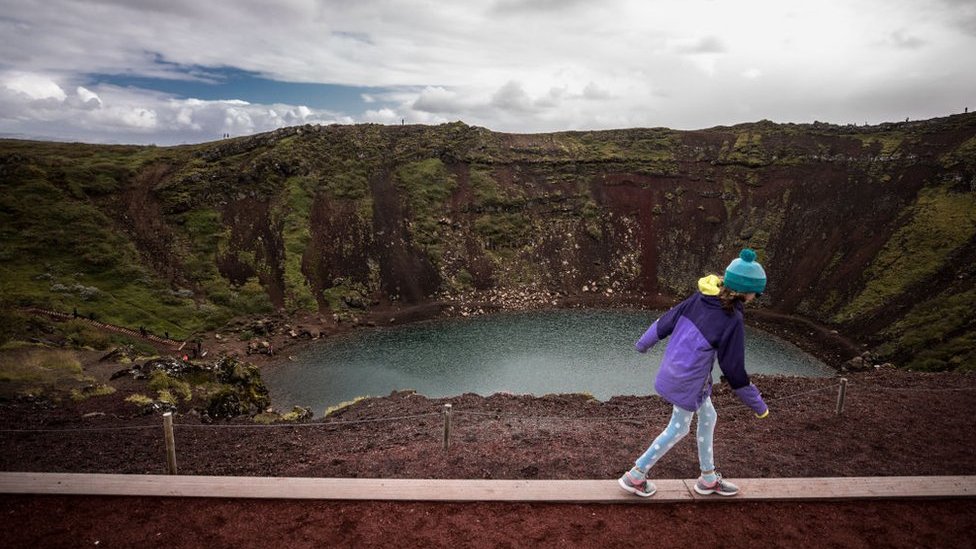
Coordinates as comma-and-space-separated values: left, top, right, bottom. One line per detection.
618, 471, 656, 497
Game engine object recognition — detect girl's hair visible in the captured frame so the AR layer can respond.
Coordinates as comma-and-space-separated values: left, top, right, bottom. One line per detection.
718, 283, 749, 314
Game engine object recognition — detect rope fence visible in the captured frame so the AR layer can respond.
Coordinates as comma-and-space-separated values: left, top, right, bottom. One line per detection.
3, 379, 976, 473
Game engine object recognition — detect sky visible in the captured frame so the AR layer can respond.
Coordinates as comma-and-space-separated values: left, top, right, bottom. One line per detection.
1, 0, 974, 145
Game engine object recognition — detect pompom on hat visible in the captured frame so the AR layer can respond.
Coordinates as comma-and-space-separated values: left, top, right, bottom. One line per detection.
723, 248, 767, 294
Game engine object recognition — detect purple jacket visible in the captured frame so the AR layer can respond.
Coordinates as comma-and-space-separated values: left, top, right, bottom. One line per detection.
636, 277, 767, 415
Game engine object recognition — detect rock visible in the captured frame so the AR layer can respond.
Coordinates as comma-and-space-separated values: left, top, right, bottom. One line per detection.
282, 406, 313, 422
99, 345, 139, 363
842, 356, 871, 371
82, 412, 105, 418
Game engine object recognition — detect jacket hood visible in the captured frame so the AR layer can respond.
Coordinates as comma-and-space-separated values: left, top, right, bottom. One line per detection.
698, 274, 723, 296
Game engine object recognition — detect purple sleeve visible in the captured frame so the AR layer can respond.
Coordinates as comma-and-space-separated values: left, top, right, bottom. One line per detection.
635, 298, 688, 353
733, 384, 768, 416
718, 316, 768, 415
635, 321, 660, 353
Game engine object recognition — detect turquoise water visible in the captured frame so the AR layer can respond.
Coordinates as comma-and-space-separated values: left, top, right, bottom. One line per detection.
262, 309, 833, 411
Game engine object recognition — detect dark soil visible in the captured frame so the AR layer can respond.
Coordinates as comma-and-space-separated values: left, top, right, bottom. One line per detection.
2, 368, 976, 547
2, 496, 974, 548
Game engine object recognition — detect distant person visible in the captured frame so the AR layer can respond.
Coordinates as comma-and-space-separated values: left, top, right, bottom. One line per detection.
618, 249, 769, 498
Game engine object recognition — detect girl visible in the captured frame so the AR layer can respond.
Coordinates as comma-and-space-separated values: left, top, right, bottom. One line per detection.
618, 249, 769, 497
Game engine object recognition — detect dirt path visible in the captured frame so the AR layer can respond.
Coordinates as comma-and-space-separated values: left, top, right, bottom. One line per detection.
3, 495, 973, 548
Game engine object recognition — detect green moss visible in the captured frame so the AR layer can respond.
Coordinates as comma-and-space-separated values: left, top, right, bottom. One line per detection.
148, 371, 193, 402
252, 412, 280, 424
0, 145, 229, 339
60, 319, 112, 350
858, 134, 904, 156
275, 176, 317, 312
877, 288, 976, 370
720, 132, 767, 166
70, 383, 116, 401
0, 349, 83, 383
836, 185, 976, 322
324, 161, 370, 200
470, 165, 524, 208
940, 135, 976, 170
178, 209, 226, 285
324, 396, 367, 417
474, 212, 532, 249
322, 279, 370, 319
396, 158, 457, 257
0, 347, 92, 398
125, 393, 154, 406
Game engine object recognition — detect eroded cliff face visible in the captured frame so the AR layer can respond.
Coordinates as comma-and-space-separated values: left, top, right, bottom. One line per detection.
2, 115, 975, 369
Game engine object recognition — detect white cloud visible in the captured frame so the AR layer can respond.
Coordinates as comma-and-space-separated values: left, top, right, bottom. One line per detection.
2, 72, 67, 101
74, 86, 102, 107
412, 86, 469, 114
490, 81, 537, 114
0, 73, 354, 144
0, 0, 974, 142
674, 35, 727, 55
582, 82, 612, 101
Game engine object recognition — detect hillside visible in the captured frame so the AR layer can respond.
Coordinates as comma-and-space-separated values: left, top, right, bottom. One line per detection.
2, 115, 975, 370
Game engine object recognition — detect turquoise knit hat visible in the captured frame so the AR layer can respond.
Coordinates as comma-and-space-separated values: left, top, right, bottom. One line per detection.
723, 249, 767, 294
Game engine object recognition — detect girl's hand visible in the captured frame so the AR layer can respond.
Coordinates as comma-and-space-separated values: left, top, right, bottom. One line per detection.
755, 409, 769, 419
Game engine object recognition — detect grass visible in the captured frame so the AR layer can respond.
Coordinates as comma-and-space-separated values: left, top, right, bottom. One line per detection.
0, 348, 89, 398
324, 395, 367, 417
877, 288, 976, 370
70, 384, 116, 401
276, 176, 318, 312
836, 184, 976, 322
148, 371, 193, 402
396, 158, 457, 257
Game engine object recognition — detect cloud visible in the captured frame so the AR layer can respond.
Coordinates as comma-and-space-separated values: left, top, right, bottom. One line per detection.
582, 82, 612, 100
71, 86, 102, 109
491, 0, 594, 15
490, 81, 537, 113
2, 72, 67, 101
675, 35, 727, 55
889, 29, 926, 49
1, 0, 974, 143
0, 72, 354, 144
412, 86, 469, 114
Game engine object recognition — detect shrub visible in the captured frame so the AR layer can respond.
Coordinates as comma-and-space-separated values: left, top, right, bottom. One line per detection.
148, 371, 192, 402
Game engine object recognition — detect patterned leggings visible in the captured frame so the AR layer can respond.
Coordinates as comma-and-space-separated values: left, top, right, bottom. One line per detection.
635, 397, 717, 473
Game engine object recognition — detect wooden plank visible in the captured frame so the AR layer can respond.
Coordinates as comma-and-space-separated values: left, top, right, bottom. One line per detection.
1, 473, 973, 502
0, 473, 692, 503
684, 476, 976, 502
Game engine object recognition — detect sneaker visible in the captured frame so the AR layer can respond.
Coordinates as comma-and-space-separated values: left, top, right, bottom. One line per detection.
694, 473, 739, 496
618, 471, 656, 497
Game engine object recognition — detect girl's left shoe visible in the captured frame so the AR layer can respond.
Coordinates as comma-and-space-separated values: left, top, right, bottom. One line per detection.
693, 473, 739, 496
618, 471, 656, 497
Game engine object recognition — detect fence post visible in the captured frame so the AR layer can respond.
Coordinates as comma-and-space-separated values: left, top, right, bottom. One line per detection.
835, 378, 848, 415
442, 403, 453, 450
163, 411, 178, 475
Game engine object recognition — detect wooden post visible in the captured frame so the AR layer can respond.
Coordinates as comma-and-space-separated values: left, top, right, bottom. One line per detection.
835, 378, 848, 415
163, 412, 178, 475
442, 403, 453, 450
